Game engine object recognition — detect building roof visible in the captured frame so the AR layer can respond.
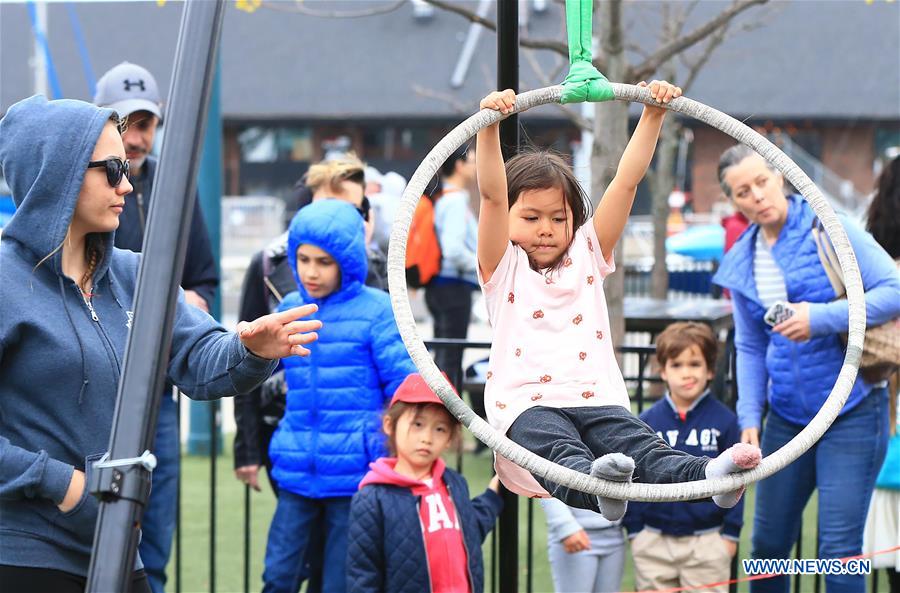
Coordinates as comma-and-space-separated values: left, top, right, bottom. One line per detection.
1, 0, 898, 121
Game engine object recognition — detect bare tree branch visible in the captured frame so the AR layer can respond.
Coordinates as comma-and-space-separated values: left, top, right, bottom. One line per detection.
680, 22, 730, 91
630, 0, 768, 82
423, 0, 571, 58
410, 83, 470, 114
260, 0, 406, 17
625, 43, 649, 59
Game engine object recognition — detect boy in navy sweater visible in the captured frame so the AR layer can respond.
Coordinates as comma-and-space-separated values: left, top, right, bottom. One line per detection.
623, 322, 742, 593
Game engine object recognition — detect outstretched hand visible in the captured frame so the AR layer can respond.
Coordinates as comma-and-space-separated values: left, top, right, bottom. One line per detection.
237, 303, 322, 359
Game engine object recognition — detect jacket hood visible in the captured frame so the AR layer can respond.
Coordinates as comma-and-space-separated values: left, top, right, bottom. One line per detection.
0, 95, 118, 275
359, 457, 447, 490
286, 199, 368, 302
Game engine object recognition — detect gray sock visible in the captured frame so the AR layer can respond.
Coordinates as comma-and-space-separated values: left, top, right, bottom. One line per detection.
590, 453, 635, 521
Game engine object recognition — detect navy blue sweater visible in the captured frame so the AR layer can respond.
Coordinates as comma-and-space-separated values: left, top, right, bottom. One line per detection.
623, 392, 744, 540
347, 468, 502, 593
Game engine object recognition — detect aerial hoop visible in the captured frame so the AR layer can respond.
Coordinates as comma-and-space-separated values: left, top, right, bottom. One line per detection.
387, 84, 866, 502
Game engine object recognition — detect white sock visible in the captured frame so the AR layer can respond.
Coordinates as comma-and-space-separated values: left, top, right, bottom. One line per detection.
590, 453, 635, 521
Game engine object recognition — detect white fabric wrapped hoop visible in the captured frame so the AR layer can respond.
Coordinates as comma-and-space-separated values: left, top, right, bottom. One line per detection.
387, 84, 865, 502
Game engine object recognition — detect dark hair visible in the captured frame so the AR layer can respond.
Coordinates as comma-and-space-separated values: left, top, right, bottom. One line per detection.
505, 149, 591, 270
717, 144, 779, 197
655, 321, 718, 371
440, 145, 470, 178
867, 156, 900, 259
383, 401, 461, 457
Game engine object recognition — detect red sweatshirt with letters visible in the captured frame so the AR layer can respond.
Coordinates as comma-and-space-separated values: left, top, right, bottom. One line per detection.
359, 458, 470, 593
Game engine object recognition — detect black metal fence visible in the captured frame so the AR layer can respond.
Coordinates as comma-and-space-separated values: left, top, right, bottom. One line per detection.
166, 339, 888, 593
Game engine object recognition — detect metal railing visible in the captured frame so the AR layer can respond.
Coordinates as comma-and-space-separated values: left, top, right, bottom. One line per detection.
164, 338, 889, 593
768, 132, 870, 221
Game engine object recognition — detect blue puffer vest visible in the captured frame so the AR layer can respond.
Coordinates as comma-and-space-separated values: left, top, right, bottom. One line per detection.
269, 200, 415, 498
714, 195, 869, 425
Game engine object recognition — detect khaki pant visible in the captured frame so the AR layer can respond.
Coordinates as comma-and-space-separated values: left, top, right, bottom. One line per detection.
631, 530, 733, 593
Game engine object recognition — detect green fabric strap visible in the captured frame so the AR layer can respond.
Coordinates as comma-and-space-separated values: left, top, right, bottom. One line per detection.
560, 0, 614, 104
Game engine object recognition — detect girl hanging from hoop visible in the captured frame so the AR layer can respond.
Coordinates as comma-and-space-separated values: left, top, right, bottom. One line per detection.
475, 82, 761, 520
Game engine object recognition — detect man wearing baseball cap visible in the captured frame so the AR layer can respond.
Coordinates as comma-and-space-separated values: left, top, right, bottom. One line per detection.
94, 61, 218, 593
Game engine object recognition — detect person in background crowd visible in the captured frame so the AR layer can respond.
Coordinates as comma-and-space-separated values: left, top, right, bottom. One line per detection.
261, 199, 414, 593
426, 145, 479, 388
713, 144, 900, 593
234, 155, 393, 494
862, 154, 900, 592
347, 374, 502, 593
625, 322, 743, 593
234, 155, 391, 592
93, 61, 218, 593
541, 497, 626, 593
0, 94, 319, 593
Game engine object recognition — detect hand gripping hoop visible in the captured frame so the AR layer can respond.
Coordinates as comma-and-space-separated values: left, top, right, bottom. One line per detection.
387, 84, 866, 502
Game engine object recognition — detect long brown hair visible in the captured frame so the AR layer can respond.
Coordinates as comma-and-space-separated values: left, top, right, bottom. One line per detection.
505, 149, 591, 270
81, 233, 105, 293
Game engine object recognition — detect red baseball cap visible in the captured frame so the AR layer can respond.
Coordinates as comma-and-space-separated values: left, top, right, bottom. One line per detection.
389, 373, 459, 408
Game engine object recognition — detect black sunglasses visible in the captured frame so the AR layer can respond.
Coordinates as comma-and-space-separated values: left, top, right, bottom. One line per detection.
87, 157, 130, 188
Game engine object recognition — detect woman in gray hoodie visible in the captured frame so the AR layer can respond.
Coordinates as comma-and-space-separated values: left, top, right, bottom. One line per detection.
0, 95, 321, 592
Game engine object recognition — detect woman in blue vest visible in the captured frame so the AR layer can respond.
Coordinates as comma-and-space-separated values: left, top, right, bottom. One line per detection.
713, 144, 900, 593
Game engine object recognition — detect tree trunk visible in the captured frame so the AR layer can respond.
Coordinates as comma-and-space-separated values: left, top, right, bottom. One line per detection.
593, 0, 628, 350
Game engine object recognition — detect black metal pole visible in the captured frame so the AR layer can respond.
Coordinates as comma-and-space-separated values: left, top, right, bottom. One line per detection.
243, 484, 251, 593
498, 0, 520, 161
86, 2, 226, 591
176, 393, 183, 593
497, 1, 519, 591
209, 403, 218, 593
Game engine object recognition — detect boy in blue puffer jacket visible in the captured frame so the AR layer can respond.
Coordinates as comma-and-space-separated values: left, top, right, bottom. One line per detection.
262, 199, 415, 593
623, 322, 743, 593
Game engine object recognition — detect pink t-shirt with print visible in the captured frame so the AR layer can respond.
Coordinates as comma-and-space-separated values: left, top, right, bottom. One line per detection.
478, 222, 631, 498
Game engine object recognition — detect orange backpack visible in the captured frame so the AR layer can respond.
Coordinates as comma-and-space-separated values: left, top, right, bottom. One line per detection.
405, 192, 442, 288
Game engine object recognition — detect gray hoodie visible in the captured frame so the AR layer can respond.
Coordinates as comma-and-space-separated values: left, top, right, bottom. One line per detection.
0, 95, 276, 576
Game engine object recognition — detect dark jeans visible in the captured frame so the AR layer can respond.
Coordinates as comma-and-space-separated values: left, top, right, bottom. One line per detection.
508, 406, 709, 512
262, 492, 350, 593
750, 388, 889, 593
0, 566, 150, 593
425, 281, 474, 387
138, 393, 178, 593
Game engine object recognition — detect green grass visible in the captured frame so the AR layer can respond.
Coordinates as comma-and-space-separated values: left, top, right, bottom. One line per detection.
168, 437, 889, 593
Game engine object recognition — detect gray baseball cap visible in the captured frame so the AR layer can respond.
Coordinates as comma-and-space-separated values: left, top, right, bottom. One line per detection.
93, 62, 163, 123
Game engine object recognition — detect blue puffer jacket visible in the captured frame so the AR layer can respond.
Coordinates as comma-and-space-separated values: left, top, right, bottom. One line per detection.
269, 200, 415, 498
714, 195, 900, 429
347, 467, 502, 593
